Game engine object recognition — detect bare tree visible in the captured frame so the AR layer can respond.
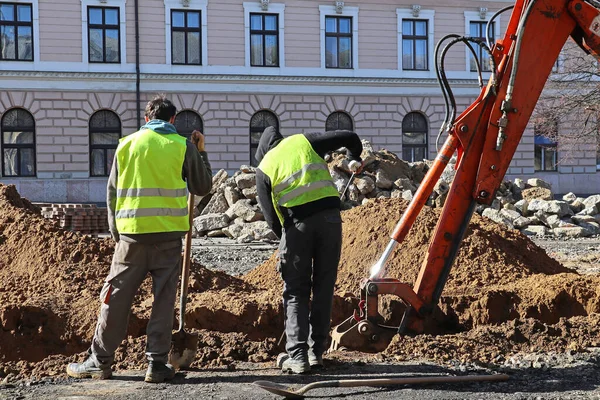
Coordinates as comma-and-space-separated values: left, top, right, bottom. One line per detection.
532, 40, 600, 167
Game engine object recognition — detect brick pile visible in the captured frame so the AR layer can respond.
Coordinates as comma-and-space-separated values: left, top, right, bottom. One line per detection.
38, 204, 109, 235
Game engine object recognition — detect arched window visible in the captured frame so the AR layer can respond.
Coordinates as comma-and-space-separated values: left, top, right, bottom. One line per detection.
326, 111, 353, 131
250, 110, 279, 167
1, 108, 36, 177
402, 112, 428, 162
174, 110, 203, 140
89, 110, 121, 177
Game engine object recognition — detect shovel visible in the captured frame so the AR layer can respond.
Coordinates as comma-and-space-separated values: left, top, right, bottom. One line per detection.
254, 373, 509, 399
169, 193, 198, 370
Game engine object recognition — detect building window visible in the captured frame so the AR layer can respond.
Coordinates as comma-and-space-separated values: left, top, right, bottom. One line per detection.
244, 2, 285, 68
325, 16, 352, 69
469, 21, 494, 72
174, 110, 203, 140
468, 20, 494, 72
250, 13, 278, 67
402, 19, 428, 70
89, 110, 120, 177
171, 9, 201, 65
88, 6, 120, 63
0, 2, 33, 61
250, 110, 278, 167
402, 112, 428, 162
1, 108, 35, 177
534, 120, 558, 172
326, 111, 353, 131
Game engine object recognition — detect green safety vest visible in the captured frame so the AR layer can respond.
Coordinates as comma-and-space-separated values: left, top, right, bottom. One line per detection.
115, 128, 189, 234
258, 134, 339, 224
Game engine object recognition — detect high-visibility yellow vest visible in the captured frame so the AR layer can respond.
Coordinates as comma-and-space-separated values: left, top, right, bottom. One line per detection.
258, 134, 339, 224
115, 128, 189, 234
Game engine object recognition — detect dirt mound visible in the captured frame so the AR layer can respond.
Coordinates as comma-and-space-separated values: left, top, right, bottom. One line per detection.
245, 198, 600, 360
1, 185, 599, 381
245, 198, 570, 293
0, 184, 281, 381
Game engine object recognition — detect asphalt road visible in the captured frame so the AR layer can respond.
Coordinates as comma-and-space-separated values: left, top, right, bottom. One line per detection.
1, 360, 599, 400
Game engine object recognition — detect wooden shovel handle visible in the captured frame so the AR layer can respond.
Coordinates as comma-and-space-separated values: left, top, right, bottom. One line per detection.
178, 193, 195, 331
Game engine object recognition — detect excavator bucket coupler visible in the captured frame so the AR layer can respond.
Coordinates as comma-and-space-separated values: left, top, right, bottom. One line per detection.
329, 278, 427, 353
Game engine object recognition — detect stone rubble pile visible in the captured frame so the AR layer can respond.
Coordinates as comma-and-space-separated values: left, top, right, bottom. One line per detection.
192, 140, 600, 241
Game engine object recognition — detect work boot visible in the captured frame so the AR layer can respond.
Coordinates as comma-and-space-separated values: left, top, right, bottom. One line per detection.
308, 349, 324, 369
281, 356, 310, 374
66, 357, 112, 379
144, 362, 176, 383
276, 352, 289, 368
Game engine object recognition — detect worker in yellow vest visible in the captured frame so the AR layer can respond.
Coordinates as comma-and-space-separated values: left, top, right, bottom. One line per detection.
67, 95, 212, 383
255, 126, 363, 374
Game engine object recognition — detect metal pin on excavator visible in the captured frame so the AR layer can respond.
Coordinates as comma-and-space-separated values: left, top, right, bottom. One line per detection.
330, 0, 600, 353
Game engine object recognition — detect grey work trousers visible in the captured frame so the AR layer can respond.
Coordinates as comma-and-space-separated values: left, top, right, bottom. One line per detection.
90, 239, 182, 366
278, 208, 342, 360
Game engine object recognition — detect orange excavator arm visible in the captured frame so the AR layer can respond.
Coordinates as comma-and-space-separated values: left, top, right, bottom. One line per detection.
331, 0, 600, 353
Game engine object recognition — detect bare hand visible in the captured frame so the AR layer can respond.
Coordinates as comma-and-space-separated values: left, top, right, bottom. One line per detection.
348, 159, 363, 174
191, 130, 205, 152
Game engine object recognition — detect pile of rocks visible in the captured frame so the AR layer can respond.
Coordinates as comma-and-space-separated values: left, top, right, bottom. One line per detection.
192, 166, 277, 243
192, 140, 600, 241
476, 179, 600, 239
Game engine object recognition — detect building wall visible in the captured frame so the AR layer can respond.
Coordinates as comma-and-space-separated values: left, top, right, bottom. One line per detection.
1, 0, 598, 202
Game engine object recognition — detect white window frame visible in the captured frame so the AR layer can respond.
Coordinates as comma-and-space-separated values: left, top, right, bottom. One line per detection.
396, 8, 435, 79
319, 5, 359, 70
81, 0, 127, 67
243, 2, 285, 69
464, 11, 500, 75
164, 0, 208, 66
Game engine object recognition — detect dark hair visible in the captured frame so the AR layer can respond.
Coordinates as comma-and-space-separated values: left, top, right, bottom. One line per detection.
145, 95, 177, 122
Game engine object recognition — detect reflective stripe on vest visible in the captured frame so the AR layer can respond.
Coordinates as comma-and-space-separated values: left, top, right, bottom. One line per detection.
116, 188, 188, 198
115, 128, 189, 234
258, 134, 339, 224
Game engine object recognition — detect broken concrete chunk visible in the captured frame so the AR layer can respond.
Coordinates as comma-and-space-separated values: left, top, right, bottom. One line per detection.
552, 226, 591, 238
193, 213, 230, 232
235, 173, 256, 190
526, 178, 552, 190
401, 190, 414, 202
207, 229, 226, 238
242, 187, 258, 202
582, 194, 600, 210
482, 208, 514, 230
355, 176, 375, 195
375, 170, 394, 190
513, 216, 530, 229
223, 223, 244, 239
239, 165, 256, 173
578, 206, 599, 216
211, 169, 229, 194
224, 186, 242, 207
562, 192, 577, 202
513, 178, 526, 190
499, 209, 521, 222
521, 225, 548, 236
521, 187, 553, 201
575, 221, 600, 236
200, 192, 229, 216
514, 199, 528, 216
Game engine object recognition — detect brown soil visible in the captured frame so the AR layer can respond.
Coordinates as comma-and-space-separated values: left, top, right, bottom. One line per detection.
1, 186, 599, 382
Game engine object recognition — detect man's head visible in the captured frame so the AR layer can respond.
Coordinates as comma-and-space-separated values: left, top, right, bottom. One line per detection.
145, 95, 177, 123
255, 126, 283, 164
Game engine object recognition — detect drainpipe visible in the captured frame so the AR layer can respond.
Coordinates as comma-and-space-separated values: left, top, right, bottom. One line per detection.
134, 0, 141, 127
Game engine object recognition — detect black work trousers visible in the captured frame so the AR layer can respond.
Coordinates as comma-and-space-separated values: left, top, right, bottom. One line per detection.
278, 207, 342, 360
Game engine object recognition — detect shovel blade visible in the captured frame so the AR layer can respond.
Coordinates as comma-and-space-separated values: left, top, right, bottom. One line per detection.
253, 381, 305, 399
169, 329, 199, 370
